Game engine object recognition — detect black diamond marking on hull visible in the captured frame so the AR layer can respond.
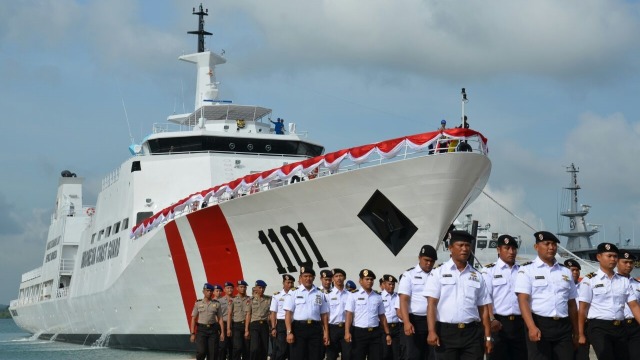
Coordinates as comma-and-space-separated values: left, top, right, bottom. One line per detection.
358, 190, 417, 256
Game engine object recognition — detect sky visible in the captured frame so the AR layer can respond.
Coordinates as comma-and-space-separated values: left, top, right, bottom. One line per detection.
1, 0, 640, 304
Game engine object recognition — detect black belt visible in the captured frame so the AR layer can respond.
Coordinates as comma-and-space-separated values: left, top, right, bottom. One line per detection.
251, 320, 268, 325
232, 320, 245, 324
624, 318, 638, 326
330, 322, 345, 328
389, 322, 400, 327
589, 318, 625, 326
293, 319, 320, 325
354, 325, 379, 332
533, 314, 567, 321
198, 323, 219, 328
495, 314, 522, 321
438, 321, 479, 329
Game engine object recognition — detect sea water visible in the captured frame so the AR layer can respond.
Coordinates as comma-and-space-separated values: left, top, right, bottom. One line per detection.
0, 319, 193, 360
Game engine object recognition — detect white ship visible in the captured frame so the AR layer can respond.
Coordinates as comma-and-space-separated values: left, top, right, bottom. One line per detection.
9, 5, 491, 351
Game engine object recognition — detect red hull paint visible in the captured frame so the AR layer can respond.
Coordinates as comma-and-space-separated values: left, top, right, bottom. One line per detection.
165, 221, 197, 328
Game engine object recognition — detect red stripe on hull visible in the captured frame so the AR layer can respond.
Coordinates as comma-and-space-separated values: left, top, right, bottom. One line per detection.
188, 205, 244, 286
165, 221, 196, 328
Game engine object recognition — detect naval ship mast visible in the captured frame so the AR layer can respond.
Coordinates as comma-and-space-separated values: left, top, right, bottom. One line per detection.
557, 164, 598, 255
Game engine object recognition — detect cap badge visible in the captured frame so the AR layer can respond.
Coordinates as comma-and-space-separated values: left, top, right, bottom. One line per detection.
538, 234, 543, 240
300, 266, 305, 273
448, 233, 452, 240
625, 253, 629, 259
605, 244, 611, 250
504, 238, 509, 244
363, 269, 369, 276
388, 276, 392, 281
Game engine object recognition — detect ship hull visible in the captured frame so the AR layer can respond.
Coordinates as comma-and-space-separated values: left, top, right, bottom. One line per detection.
11, 152, 490, 351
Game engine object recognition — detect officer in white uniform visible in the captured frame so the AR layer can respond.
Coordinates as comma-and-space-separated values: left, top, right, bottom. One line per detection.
563, 259, 589, 360
398, 244, 437, 360
381, 274, 401, 360
514, 231, 578, 360
424, 230, 492, 360
481, 234, 526, 360
326, 268, 351, 360
270, 274, 295, 360
283, 265, 330, 360
577, 242, 640, 360
345, 269, 391, 360
617, 249, 640, 356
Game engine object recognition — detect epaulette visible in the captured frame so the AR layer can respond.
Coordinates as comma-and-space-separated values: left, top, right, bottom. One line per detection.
374, 290, 381, 295
264, 294, 272, 299
434, 263, 443, 269
196, 298, 202, 302
521, 261, 533, 266
558, 263, 567, 268
274, 291, 280, 295
405, 267, 414, 272
292, 286, 298, 291
349, 289, 357, 293
485, 263, 496, 268
585, 272, 596, 279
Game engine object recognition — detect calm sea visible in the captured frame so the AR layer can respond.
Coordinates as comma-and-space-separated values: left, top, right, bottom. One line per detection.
0, 319, 194, 360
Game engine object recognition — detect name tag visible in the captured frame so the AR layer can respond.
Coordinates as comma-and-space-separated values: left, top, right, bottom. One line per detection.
535, 276, 545, 280
594, 284, 604, 288
443, 274, 453, 278
493, 275, 503, 278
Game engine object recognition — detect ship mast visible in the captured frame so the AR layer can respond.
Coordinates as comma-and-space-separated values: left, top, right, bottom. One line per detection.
557, 163, 598, 250
188, 3, 212, 53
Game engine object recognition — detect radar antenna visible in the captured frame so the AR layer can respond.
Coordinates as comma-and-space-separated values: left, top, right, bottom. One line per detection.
188, 3, 212, 53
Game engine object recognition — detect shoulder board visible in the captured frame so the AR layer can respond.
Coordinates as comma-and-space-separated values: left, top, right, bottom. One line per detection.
292, 286, 298, 291
264, 295, 272, 299
196, 298, 202, 302
558, 263, 567, 268
521, 261, 533, 266
434, 263, 443, 269
274, 291, 280, 295
585, 272, 596, 279
405, 267, 414, 272
485, 263, 495, 268
349, 289, 357, 293
374, 290, 381, 295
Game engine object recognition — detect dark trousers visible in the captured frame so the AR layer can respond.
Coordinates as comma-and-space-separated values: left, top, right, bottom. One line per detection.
272, 320, 289, 360
435, 321, 484, 360
573, 320, 589, 360
526, 315, 573, 360
196, 323, 220, 360
624, 319, 640, 356
249, 320, 269, 360
383, 323, 402, 360
220, 321, 233, 360
402, 314, 435, 360
489, 314, 527, 360
290, 320, 323, 360
327, 323, 351, 360
352, 326, 382, 360
232, 321, 249, 360
587, 319, 629, 360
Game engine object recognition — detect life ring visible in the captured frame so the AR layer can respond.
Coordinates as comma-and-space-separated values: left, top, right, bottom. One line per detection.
86, 207, 95, 216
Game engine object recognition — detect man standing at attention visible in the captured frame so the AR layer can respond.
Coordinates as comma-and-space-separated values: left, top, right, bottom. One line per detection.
398, 245, 437, 360
577, 243, 640, 360
229, 280, 251, 360
481, 234, 526, 360
425, 230, 493, 360
326, 268, 351, 360
270, 274, 295, 360
617, 250, 640, 356
381, 274, 401, 360
515, 231, 578, 360
191, 283, 225, 360
344, 269, 391, 360
247, 280, 271, 360
284, 265, 330, 360
219, 282, 235, 360
564, 259, 589, 360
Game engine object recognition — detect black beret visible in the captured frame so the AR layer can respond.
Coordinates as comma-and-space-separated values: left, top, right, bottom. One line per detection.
534, 231, 560, 243
332, 268, 346, 277
359, 269, 376, 279
597, 242, 619, 254
419, 244, 438, 260
320, 270, 334, 279
224, 281, 234, 288
282, 274, 294, 281
382, 274, 398, 283
497, 234, 518, 248
300, 265, 315, 276
619, 250, 638, 261
563, 259, 581, 270
212, 284, 223, 291
448, 230, 475, 244
237, 280, 248, 286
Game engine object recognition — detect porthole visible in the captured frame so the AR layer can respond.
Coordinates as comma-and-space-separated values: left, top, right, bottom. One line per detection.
265, 145, 272, 152
229, 143, 236, 150
247, 144, 254, 151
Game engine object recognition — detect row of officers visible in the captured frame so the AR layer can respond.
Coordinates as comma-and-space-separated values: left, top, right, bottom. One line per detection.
190, 230, 640, 360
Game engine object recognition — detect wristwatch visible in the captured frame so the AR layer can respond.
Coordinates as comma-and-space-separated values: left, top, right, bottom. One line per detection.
287, 330, 292, 334
485, 336, 494, 342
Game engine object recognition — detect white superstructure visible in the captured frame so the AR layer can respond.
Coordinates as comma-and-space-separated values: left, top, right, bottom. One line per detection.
9, 4, 492, 351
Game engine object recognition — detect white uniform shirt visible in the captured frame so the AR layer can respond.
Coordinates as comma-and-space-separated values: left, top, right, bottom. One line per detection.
514, 256, 578, 318
393, 294, 403, 323
623, 277, 640, 319
283, 285, 329, 321
398, 264, 429, 316
423, 258, 491, 323
270, 288, 293, 320
481, 258, 521, 316
345, 288, 385, 328
577, 269, 634, 320
327, 287, 350, 324
381, 289, 400, 323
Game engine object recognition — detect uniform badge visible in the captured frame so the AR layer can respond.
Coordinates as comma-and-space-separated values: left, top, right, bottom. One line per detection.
538, 234, 543, 241
504, 238, 509, 244
625, 253, 630, 259
605, 244, 611, 251
363, 269, 369, 276
315, 295, 322, 305
561, 275, 569, 282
